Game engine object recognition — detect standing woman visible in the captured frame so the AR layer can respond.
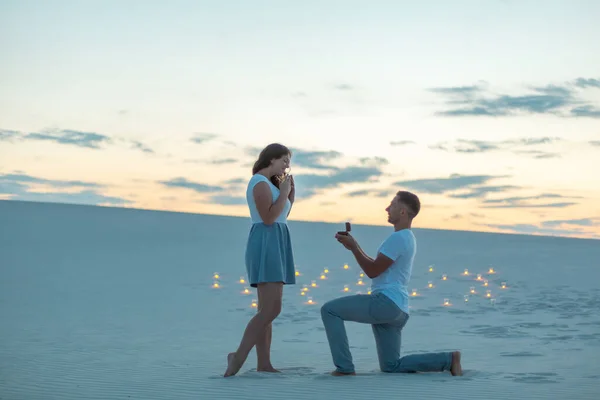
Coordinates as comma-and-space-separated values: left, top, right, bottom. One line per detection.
224, 143, 296, 377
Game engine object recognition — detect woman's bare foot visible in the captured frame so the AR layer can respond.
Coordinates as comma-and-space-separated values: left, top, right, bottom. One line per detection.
330, 370, 356, 376
450, 351, 463, 376
224, 352, 241, 377
256, 365, 281, 373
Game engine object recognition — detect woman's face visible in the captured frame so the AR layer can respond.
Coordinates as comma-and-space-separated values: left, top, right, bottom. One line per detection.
272, 154, 291, 175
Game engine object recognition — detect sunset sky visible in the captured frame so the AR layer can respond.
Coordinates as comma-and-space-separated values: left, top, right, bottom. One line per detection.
1, 0, 599, 239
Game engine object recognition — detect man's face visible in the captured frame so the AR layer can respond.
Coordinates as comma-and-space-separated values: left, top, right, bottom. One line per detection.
386, 195, 404, 224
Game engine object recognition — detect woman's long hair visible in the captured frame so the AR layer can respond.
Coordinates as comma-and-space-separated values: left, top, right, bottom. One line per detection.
252, 143, 291, 188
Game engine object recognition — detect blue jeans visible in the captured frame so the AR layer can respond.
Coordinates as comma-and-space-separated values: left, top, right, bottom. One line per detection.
320, 292, 452, 374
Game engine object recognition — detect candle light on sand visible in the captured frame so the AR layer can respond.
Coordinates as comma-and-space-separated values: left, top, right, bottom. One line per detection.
213, 272, 220, 279
241, 287, 250, 295
311, 280, 318, 288
239, 277, 246, 284
442, 274, 447, 281
483, 280, 489, 287
501, 282, 507, 289
488, 267, 496, 274
411, 289, 418, 297
300, 290, 306, 296
470, 286, 476, 294
443, 298, 451, 306
463, 269, 469, 276
486, 290, 492, 298
357, 279, 365, 286
464, 295, 469, 303
476, 274, 482, 281
428, 281, 434, 288
295, 271, 300, 276
251, 299, 258, 308
320, 274, 327, 280
302, 285, 309, 292
343, 264, 350, 270
367, 290, 372, 295
306, 297, 316, 305
324, 268, 329, 274
212, 281, 220, 289
343, 285, 350, 292
429, 266, 434, 272
359, 272, 364, 278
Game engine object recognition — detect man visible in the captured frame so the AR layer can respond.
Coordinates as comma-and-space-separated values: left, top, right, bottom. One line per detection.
320, 190, 463, 376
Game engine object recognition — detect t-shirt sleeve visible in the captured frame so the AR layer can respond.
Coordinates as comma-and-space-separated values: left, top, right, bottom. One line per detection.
378, 232, 407, 261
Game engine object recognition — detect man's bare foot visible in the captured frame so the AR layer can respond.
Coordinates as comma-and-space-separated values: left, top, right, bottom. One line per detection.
224, 352, 240, 377
450, 351, 462, 376
256, 366, 281, 373
330, 370, 356, 376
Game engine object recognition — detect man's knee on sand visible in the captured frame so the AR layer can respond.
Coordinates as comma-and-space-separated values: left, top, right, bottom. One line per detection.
320, 300, 334, 320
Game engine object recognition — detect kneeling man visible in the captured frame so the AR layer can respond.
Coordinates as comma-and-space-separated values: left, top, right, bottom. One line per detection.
321, 190, 462, 376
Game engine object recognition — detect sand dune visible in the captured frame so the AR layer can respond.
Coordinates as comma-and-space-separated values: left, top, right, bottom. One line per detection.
1, 200, 599, 399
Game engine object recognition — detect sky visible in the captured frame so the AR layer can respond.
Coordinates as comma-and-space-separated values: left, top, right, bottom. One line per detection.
1, 0, 599, 240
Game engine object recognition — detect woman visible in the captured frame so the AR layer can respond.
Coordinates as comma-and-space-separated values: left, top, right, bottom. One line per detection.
224, 143, 296, 377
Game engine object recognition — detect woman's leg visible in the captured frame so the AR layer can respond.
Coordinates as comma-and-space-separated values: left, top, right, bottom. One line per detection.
224, 282, 283, 377
255, 286, 281, 372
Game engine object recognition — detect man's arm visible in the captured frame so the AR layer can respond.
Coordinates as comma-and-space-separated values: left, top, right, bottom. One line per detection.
350, 245, 394, 279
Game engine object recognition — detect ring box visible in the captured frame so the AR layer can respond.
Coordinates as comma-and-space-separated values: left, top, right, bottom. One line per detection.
337, 222, 352, 235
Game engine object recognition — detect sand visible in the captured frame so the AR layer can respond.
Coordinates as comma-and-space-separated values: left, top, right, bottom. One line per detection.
1, 200, 599, 399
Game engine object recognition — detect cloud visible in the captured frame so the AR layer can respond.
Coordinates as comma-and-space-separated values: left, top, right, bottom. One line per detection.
393, 173, 505, 194
429, 137, 562, 159
294, 165, 384, 199
158, 177, 224, 194
130, 141, 154, 154
191, 133, 218, 144
589, 141, 600, 147
333, 84, 354, 91
483, 223, 589, 237
429, 78, 600, 118
541, 217, 600, 228
0, 128, 154, 154
345, 189, 392, 198
21, 129, 110, 149
390, 140, 415, 146
210, 158, 238, 165
0, 173, 129, 206
481, 193, 581, 209
206, 194, 247, 206
448, 185, 521, 199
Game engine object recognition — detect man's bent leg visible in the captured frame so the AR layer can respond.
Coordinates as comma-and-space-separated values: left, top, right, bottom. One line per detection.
320, 294, 382, 374
373, 320, 452, 373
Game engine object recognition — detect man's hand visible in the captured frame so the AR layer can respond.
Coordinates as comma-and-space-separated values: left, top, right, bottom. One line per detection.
335, 232, 358, 251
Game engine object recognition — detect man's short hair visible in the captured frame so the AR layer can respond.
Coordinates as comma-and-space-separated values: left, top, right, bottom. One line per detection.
397, 190, 420, 219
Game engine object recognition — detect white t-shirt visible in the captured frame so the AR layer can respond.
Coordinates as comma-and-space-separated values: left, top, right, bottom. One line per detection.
245, 174, 291, 224
371, 229, 416, 314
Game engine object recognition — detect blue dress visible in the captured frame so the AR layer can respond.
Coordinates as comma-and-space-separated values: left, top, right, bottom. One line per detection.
244, 174, 296, 288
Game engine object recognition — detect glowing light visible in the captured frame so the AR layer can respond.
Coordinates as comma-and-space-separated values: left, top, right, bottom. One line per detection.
300, 291, 306, 296
301, 285, 309, 292
428, 281, 434, 288
311, 280, 317, 288
442, 274, 447, 281
306, 297, 315, 305
476, 274, 482, 281
486, 290, 492, 298
295, 271, 300, 276
343, 285, 350, 292
320, 274, 327, 280
464, 295, 469, 303
488, 267, 496, 274
324, 268, 329, 274
443, 298, 451, 306
367, 290, 372, 295
343, 264, 349, 270
463, 269, 469, 276
251, 299, 258, 308
428, 265, 434, 272
470, 286, 476, 294
483, 280, 489, 287
239, 277, 246, 284
411, 289, 418, 297
357, 279, 365, 286
242, 287, 250, 295
501, 282, 507, 289
213, 272, 220, 279
212, 281, 220, 289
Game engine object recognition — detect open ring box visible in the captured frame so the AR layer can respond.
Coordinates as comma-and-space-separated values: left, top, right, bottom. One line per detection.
337, 222, 352, 236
